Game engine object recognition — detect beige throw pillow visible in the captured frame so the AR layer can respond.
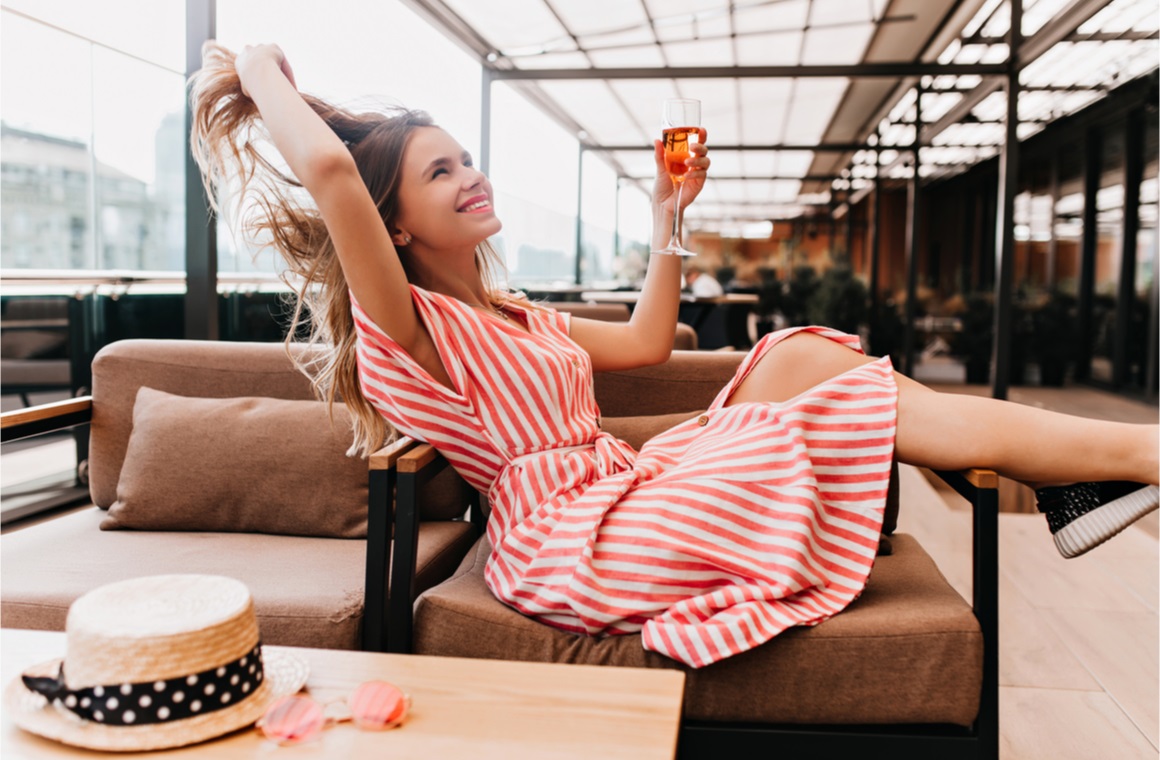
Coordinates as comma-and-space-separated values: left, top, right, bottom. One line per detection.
101, 387, 368, 538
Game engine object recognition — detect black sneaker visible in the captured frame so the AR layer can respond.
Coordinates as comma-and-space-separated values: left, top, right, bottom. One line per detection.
1035, 481, 1159, 558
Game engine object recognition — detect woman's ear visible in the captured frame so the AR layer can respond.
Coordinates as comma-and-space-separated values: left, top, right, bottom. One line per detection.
391, 229, 412, 247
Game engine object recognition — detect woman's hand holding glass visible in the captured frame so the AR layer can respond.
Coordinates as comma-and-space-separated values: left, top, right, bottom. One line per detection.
652, 98, 709, 256
652, 128, 709, 216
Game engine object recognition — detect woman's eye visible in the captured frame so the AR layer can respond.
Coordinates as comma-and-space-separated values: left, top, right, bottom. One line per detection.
432, 168, 448, 178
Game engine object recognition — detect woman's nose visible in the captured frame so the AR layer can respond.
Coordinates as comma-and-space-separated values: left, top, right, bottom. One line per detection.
462, 166, 485, 188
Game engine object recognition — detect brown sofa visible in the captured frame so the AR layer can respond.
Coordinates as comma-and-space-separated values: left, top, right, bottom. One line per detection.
0, 339, 478, 652
391, 351, 1000, 759
546, 301, 699, 350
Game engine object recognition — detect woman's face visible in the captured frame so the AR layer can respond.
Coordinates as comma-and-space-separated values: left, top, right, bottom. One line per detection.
393, 126, 501, 252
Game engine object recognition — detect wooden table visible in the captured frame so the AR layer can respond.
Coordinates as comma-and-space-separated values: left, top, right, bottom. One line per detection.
2, 629, 685, 759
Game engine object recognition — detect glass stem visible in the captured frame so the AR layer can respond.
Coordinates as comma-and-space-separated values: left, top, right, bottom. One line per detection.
670, 181, 685, 248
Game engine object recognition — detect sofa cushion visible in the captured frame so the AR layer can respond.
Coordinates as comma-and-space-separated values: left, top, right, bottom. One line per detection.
412, 533, 982, 726
594, 350, 741, 418
89, 340, 322, 509
2, 507, 476, 650
101, 387, 369, 538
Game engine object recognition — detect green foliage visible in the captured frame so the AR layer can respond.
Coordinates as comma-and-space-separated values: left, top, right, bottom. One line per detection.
780, 265, 819, 326
1032, 291, 1077, 363
807, 266, 869, 334
953, 293, 994, 360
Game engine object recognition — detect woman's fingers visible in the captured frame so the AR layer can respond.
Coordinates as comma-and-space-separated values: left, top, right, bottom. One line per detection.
279, 55, 297, 89
685, 130, 709, 173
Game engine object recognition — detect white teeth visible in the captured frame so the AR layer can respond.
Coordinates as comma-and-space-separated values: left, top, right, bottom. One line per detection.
460, 200, 489, 212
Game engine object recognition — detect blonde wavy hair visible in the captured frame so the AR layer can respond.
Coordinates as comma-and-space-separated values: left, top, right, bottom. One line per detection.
189, 42, 508, 457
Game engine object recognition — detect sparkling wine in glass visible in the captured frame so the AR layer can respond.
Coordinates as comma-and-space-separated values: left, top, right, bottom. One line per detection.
654, 98, 701, 256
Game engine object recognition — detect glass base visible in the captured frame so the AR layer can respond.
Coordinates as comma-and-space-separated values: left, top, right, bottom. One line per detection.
650, 245, 697, 257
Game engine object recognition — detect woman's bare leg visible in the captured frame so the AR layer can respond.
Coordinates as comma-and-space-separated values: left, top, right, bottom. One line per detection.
725, 332, 1160, 487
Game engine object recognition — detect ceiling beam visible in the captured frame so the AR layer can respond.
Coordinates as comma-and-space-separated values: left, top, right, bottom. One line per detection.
490, 62, 1007, 80
968, 30, 1159, 44
399, 0, 497, 60
922, 0, 1117, 143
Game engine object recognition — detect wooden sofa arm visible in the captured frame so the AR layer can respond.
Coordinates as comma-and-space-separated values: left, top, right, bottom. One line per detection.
397, 441, 442, 473
958, 468, 999, 490
386, 441, 484, 653
369, 436, 418, 470
0, 397, 92, 443
364, 435, 423, 653
932, 465, 1000, 753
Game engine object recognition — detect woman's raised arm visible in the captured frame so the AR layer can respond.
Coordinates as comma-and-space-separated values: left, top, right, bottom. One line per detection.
230, 44, 423, 351
569, 130, 709, 370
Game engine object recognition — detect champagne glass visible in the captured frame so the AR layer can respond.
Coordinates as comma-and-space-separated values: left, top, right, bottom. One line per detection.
653, 98, 701, 256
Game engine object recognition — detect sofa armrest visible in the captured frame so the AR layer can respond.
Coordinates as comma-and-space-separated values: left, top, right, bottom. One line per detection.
0, 397, 91, 443
363, 436, 419, 652
387, 442, 484, 653
398, 441, 442, 474
932, 466, 999, 751
369, 436, 418, 470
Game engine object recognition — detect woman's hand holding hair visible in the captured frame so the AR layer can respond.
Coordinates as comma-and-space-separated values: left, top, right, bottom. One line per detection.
235, 43, 297, 99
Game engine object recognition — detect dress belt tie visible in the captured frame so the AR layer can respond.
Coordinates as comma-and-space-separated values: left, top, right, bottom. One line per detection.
505, 435, 636, 480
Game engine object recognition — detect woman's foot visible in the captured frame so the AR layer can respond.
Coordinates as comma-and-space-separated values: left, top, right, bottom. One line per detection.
1036, 481, 1160, 558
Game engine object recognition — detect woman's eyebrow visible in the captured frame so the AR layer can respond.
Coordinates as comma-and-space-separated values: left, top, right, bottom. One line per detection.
422, 157, 449, 178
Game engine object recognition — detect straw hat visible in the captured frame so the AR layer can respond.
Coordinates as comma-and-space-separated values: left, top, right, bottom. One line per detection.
5, 575, 309, 752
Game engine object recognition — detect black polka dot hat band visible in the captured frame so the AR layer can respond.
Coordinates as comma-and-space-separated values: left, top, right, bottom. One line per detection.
6, 575, 309, 752
22, 643, 266, 727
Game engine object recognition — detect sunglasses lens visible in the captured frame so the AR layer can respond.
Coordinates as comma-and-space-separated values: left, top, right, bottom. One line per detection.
259, 696, 326, 744
349, 681, 408, 730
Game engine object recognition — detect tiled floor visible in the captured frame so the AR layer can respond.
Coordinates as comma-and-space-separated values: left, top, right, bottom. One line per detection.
910, 381, 1158, 759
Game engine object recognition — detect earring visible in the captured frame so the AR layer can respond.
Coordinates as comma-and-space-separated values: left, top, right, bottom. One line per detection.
399, 234, 412, 245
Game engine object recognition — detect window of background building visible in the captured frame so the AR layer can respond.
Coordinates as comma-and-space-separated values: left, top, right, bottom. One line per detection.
1091, 126, 1126, 383
1053, 139, 1085, 296
1, 3, 185, 273
1129, 116, 1158, 391
2, 1, 646, 287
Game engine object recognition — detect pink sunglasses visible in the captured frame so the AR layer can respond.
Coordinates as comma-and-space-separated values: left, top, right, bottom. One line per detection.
256, 680, 410, 744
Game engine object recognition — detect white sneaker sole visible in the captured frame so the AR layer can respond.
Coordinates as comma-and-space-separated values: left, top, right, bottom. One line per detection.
1054, 485, 1160, 558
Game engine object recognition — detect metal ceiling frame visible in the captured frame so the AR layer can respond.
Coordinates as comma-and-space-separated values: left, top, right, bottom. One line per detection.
403, 0, 1144, 223
398, 0, 1159, 406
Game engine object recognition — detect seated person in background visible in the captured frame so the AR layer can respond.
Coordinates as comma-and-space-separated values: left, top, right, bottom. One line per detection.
685, 264, 725, 297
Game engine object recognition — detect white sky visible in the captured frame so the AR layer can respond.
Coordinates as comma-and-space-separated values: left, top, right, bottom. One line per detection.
0, 0, 649, 248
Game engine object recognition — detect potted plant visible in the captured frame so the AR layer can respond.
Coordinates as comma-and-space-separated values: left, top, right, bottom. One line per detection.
1032, 291, 1077, 387
808, 265, 869, 335
954, 294, 993, 384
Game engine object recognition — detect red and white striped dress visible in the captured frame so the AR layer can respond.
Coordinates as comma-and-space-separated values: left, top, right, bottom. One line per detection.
353, 285, 898, 668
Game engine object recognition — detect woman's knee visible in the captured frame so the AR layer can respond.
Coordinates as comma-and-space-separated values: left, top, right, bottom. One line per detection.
728, 330, 870, 405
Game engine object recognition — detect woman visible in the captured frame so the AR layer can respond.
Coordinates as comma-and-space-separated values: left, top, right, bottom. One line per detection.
191, 43, 1158, 668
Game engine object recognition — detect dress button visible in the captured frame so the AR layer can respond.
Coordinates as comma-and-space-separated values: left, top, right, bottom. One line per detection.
572, 359, 580, 368
697, 415, 709, 426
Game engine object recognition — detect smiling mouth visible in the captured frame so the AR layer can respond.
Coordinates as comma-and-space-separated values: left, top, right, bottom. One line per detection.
458, 197, 491, 213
